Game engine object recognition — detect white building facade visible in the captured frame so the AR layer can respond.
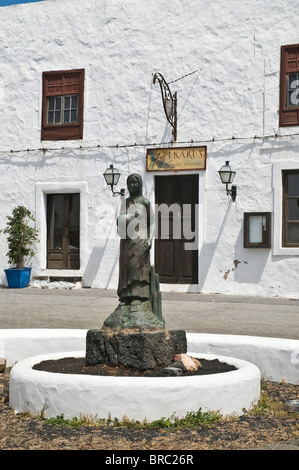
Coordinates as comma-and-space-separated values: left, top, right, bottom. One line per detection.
1, 0, 299, 298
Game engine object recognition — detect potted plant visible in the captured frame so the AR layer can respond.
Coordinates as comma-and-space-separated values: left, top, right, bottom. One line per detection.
1, 205, 39, 288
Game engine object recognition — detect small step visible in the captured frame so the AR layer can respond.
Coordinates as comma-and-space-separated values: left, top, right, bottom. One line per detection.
32, 275, 82, 289
33, 275, 82, 283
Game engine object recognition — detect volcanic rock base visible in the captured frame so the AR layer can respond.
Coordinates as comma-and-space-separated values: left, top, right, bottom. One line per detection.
85, 328, 187, 370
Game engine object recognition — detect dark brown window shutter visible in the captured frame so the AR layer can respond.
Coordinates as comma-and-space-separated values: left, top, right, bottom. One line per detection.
280, 45, 299, 127
41, 69, 84, 140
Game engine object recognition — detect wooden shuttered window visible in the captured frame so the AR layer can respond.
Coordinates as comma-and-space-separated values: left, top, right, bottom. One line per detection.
282, 170, 299, 247
280, 44, 299, 127
41, 69, 85, 140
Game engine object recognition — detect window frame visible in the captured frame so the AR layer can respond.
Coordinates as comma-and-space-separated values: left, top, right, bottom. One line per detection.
273, 161, 299, 255
282, 170, 299, 247
244, 212, 271, 249
279, 44, 299, 127
41, 69, 85, 141
47, 94, 79, 126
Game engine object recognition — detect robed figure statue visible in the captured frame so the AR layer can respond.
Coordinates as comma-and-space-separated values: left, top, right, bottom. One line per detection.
117, 173, 154, 302
86, 173, 187, 369
103, 173, 164, 331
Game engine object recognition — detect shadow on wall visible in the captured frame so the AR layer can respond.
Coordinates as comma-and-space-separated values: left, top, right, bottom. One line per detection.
83, 244, 119, 288
83, 246, 105, 287
198, 201, 233, 290
232, 227, 271, 284
216, 225, 271, 284
199, 206, 271, 288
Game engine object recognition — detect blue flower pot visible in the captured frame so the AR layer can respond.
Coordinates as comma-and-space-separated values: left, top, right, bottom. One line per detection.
4, 268, 32, 288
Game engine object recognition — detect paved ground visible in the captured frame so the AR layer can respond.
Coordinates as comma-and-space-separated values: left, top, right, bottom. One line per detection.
0, 286, 298, 339
0, 286, 298, 451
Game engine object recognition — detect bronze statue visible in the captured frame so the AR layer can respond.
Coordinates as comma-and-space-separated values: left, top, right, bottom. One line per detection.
103, 173, 164, 330
85, 174, 187, 369
117, 173, 154, 302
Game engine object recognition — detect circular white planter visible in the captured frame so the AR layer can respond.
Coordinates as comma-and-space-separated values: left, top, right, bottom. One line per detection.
2, 330, 297, 384
9, 350, 261, 422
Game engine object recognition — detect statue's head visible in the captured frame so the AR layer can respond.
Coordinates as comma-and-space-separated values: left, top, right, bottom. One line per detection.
127, 173, 142, 197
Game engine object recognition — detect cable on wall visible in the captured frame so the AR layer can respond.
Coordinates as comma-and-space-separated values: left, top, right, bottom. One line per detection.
1, 131, 299, 156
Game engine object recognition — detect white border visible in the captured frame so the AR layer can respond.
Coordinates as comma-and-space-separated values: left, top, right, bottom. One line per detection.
273, 161, 299, 255
150, 170, 206, 290
9, 350, 261, 421
1, 329, 298, 383
35, 181, 88, 273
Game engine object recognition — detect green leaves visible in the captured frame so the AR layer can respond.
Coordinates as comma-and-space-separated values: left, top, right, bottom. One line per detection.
150, 409, 223, 429
2, 205, 39, 269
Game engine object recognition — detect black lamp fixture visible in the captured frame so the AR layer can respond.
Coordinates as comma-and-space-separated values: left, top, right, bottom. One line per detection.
103, 164, 125, 196
218, 160, 237, 202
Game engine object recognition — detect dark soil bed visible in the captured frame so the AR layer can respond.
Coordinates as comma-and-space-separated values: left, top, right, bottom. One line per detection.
32, 356, 236, 377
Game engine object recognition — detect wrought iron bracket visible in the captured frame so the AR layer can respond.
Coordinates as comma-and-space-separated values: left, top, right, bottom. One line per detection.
111, 187, 125, 197
226, 184, 237, 202
153, 72, 177, 141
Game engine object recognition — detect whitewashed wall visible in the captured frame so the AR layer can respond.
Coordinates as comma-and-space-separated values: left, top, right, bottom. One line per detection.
1, 0, 299, 298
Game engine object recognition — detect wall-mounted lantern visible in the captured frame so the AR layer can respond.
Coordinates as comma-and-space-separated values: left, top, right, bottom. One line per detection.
103, 164, 125, 196
218, 161, 237, 202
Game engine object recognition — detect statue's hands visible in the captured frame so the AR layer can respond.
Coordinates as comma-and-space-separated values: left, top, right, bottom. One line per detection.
126, 205, 140, 222
144, 240, 152, 251
125, 212, 137, 223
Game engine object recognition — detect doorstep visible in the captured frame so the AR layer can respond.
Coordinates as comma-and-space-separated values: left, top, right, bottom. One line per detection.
32, 275, 83, 289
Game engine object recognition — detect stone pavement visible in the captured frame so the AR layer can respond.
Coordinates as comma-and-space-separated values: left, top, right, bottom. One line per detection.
0, 286, 298, 339
0, 286, 298, 451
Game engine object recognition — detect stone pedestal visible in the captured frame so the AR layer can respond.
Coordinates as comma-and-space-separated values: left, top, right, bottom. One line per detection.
85, 328, 187, 370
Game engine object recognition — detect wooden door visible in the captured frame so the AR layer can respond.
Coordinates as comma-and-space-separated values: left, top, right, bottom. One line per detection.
155, 175, 198, 283
47, 193, 80, 269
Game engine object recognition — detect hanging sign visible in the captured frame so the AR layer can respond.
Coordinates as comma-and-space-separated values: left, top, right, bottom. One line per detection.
146, 146, 206, 172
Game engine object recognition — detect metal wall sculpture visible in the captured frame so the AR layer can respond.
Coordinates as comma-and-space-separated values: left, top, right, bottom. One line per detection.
153, 72, 177, 141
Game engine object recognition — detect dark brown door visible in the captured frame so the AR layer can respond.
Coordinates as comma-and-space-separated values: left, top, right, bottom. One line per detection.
47, 194, 80, 269
155, 175, 198, 283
